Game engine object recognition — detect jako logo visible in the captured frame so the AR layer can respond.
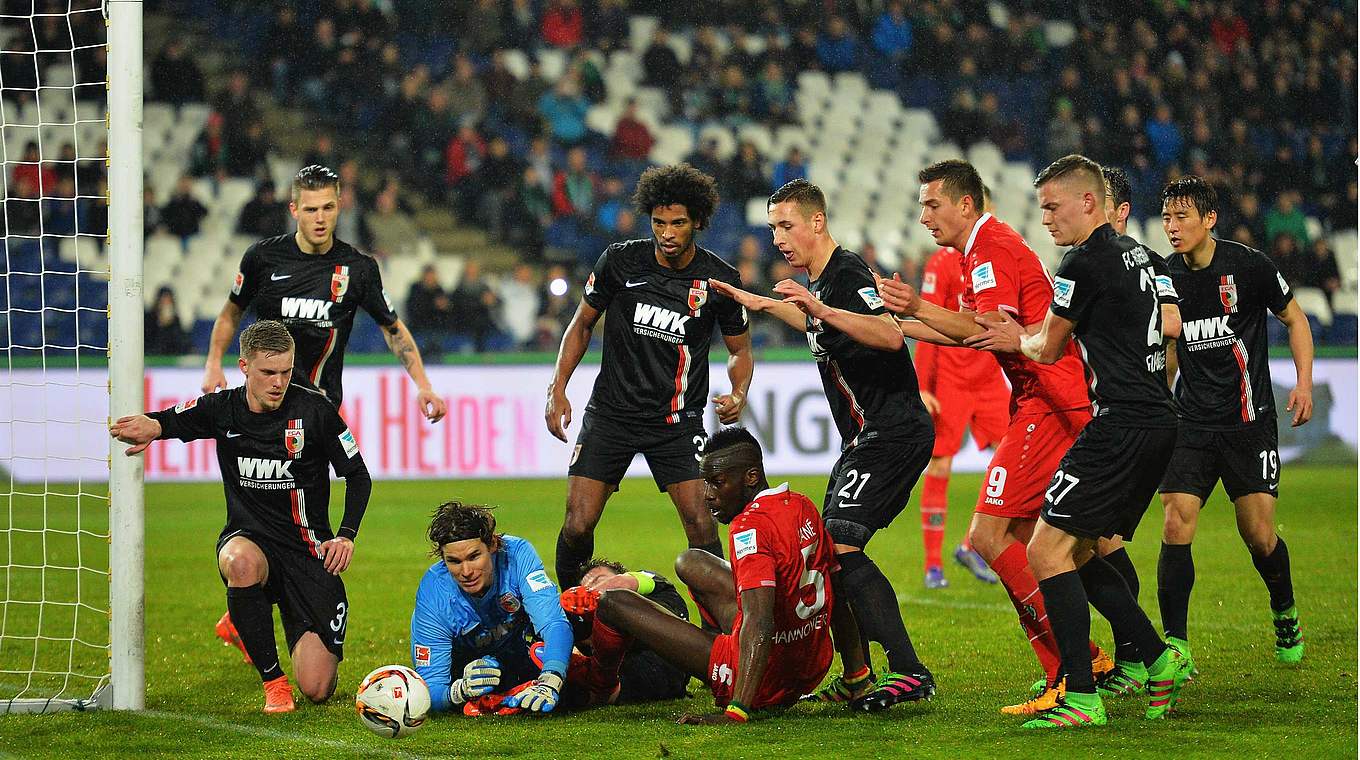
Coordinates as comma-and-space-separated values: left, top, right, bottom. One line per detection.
280, 297, 333, 320
633, 303, 690, 339
236, 457, 295, 480
1183, 315, 1233, 342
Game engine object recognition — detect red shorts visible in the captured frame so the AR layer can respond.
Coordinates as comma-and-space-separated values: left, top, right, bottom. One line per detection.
707, 632, 831, 710
974, 408, 1092, 519
931, 382, 1011, 458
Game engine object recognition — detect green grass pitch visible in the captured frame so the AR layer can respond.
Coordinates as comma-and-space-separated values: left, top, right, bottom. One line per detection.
1, 466, 1355, 759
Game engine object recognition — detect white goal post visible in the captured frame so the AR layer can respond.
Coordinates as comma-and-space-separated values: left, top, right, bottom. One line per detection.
0, 0, 144, 713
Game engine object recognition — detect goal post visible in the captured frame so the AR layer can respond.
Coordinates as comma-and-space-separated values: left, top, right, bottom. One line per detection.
0, 0, 144, 713
107, 0, 145, 712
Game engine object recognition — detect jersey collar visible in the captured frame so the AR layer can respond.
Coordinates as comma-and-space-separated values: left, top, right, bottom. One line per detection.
963, 213, 993, 256
751, 482, 790, 500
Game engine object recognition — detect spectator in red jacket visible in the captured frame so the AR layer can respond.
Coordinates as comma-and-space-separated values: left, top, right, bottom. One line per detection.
609, 99, 654, 161
541, 0, 583, 49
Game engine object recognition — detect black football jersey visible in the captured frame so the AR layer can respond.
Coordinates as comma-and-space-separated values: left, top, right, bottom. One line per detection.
229, 234, 398, 405
806, 248, 933, 449
1049, 224, 1177, 427
149, 382, 368, 556
1167, 239, 1293, 429
582, 240, 748, 423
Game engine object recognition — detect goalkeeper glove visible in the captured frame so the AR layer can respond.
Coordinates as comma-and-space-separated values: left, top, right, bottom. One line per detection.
449, 656, 501, 704
505, 670, 564, 713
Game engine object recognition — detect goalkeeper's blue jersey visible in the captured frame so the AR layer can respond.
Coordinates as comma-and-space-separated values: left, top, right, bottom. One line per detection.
409, 534, 572, 712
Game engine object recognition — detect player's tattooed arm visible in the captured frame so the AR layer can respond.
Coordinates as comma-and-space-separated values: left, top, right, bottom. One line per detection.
383, 319, 447, 423
1275, 299, 1315, 426
714, 331, 754, 424
1164, 339, 1179, 389
546, 300, 603, 442
201, 300, 244, 393
679, 586, 776, 725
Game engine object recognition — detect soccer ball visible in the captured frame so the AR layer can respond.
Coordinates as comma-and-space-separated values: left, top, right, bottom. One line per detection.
355, 665, 431, 738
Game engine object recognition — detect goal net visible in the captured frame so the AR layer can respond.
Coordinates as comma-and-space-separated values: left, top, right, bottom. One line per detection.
0, 0, 142, 712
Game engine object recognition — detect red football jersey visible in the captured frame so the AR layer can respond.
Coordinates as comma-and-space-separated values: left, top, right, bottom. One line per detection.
727, 483, 836, 694
960, 214, 1090, 414
916, 247, 1010, 393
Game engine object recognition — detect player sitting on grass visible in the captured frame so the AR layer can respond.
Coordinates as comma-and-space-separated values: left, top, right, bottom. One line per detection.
410, 501, 572, 716
110, 320, 372, 714
585, 427, 839, 724
560, 559, 693, 704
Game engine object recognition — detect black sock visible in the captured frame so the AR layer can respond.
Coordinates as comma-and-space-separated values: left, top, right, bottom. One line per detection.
1157, 543, 1194, 640
691, 539, 724, 560
1101, 548, 1141, 662
839, 551, 923, 675
1037, 571, 1095, 694
1251, 536, 1295, 612
555, 529, 593, 589
226, 585, 283, 682
1079, 556, 1166, 671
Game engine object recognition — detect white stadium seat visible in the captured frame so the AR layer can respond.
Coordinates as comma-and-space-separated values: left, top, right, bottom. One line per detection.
1292, 286, 1333, 326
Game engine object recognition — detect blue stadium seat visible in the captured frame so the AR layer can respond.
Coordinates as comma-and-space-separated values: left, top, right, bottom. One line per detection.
1329, 314, 1357, 345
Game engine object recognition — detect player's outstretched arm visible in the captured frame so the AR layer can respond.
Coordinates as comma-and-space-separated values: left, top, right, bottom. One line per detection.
382, 319, 447, 423
546, 300, 602, 442
1275, 299, 1315, 426
679, 586, 776, 725
201, 300, 244, 393
773, 279, 905, 352
707, 278, 806, 331
714, 331, 754, 424
108, 414, 162, 456
876, 272, 976, 345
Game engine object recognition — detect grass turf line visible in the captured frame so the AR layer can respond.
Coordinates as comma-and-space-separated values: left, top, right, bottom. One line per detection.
0, 466, 1354, 759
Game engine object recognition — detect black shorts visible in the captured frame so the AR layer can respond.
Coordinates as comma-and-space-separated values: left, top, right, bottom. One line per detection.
1039, 420, 1176, 541
821, 436, 932, 548
217, 531, 348, 660
568, 411, 706, 491
618, 650, 691, 703
1159, 420, 1280, 501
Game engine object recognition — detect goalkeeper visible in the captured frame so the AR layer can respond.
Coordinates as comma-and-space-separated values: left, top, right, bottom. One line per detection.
410, 501, 572, 714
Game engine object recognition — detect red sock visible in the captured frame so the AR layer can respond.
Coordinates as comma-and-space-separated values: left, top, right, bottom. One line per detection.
991, 541, 1062, 683
584, 617, 630, 693
920, 475, 948, 570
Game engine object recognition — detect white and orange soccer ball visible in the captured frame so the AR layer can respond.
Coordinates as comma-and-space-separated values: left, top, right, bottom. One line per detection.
355, 665, 431, 738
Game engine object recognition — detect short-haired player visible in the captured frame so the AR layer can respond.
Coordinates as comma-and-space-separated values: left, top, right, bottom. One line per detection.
112, 320, 373, 713
1157, 175, 1313, 668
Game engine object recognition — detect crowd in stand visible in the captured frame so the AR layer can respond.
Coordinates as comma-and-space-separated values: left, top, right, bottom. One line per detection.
121, 0, 1359, 352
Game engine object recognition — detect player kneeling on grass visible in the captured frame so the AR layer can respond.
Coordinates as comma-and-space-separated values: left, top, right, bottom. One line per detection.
410, 501, 572, 716
110, 320, 373, 714
589, 427, 838, 724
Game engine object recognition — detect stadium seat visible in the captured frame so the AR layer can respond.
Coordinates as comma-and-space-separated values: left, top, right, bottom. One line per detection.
1333, 231, 1357, 287
1305, 216, 1324, 244
1292, 286, 1332, 330
736, 123, 774, 156
745, 197, 768, 228
796, 71, 831, 98
698, 124, 737, 161
627, 16, 659, 52
1332, 289, 1357, 317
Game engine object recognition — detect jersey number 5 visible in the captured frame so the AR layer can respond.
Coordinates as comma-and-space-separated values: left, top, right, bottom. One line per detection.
794, 541, 827, 620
